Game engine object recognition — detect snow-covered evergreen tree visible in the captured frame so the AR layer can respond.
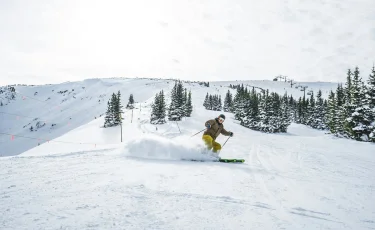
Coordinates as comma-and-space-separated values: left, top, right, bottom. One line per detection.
367, 65, 375, 109
150, 90, 167, 124
168, 81, 192, 121
104, 101, 112, 127
185, 90, 193, 117
279, 93, 291, 132
110, 93, 118, 124
208, 95, 214, 110
127, 94, 135, 109
203, 93, 209, 109
223, 90, 233, 112
306, 91, 315, 126
342, 69, 354, 137
114, 91, 123, 125
311, 90, 325, 129
258, 90, 271, 132
104, 92, 123, 127
296, 97, 303, 124
327, 91, 337, 133
367, 65, 375, 142
288, 95, 297, 122
168, 81, 180, 120
243, 87, 260, 130
182, 88, 188, 116
345, 67, 373, 140
232, 85, 246, 123
218, 95, 222, 111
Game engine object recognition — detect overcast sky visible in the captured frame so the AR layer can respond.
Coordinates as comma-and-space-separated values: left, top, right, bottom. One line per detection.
1, 0, 374, 86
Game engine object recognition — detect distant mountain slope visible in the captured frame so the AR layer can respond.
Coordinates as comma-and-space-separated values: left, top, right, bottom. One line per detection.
0, 77, 338, 156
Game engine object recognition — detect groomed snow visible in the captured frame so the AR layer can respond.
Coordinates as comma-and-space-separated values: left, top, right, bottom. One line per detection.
1, 78, 374, 229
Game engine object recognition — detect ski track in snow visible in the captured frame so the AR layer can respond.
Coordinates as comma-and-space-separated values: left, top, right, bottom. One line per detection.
1, 79, 375, 229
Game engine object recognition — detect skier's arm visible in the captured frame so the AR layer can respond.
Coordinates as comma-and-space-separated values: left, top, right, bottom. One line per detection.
221, 127, 233, 136
205, 120, 214, 128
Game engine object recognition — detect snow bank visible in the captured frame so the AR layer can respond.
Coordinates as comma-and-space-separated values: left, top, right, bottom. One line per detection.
121, 134, 217, 161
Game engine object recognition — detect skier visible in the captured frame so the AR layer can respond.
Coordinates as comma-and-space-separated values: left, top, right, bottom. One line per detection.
202, 114, 233, 155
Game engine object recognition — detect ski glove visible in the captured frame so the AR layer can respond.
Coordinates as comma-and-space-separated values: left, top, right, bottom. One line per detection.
229, 132, 233, 137
206, 123, 211, 128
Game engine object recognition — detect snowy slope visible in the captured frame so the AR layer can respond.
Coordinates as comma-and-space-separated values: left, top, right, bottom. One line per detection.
0, 78, 338, 157
1, 77, 374, 230
0, 78, 174, 156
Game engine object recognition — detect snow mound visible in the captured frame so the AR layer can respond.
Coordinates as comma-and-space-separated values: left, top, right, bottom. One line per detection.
122, 134, 216, 161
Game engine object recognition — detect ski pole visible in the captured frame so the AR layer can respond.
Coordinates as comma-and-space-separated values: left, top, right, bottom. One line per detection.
222, 136, 231, 147
176, 121, 181, 133
191, 128, 206, 137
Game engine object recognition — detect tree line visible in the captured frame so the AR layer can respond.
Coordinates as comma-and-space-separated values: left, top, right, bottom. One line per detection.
150, 80, 193, 124
103, 92, 135, 127
203, 93, 222, 111
207, 65, 375, 142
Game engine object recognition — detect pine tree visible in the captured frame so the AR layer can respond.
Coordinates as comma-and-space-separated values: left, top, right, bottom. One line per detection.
208, 95, 212, 110
269, 92, 282, 132
327, 91, 337, 133
168, 81, 179, 120
168, 81, 191, 121
296, 97, 303, 124
150, 93, 160, 124
111, 93, 118, 124
367, 65, 375, 142
279, 93, 291, 132
288, 95, 296, 122
306, 91, 315, 126
258, 90, 271, 132
346, 67, 372, 140
249, 88, 260, 129
127, 94, 135, 109
311, 90, 325, 129
342, 69, 354, 137
182, 88, 188, 116
218, 95, 222, 111
223, 90, 233, 112
352, 67, 362, 107
323, 99, 328, 127
185, 90, 193, 116
367, 65, 375, 109
233, 85, 246, 123
104, 101, 112, 127
115, 91, 123, 125
203, 93, 209, 109
212, 95, 216, 110
151, 90, 167, 124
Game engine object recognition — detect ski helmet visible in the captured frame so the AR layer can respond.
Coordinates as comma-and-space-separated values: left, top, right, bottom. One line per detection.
219, 114, 225, 120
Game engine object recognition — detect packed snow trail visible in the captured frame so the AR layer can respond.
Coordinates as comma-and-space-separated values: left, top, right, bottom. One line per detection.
1, 79, 375, 229
1, 123, 375, 229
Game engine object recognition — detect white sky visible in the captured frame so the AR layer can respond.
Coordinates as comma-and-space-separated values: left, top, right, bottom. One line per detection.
1, 0, 374, 86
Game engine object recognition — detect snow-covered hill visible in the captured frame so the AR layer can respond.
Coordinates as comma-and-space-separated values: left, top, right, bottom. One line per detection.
1, 77, 337, 157
1, 77, 374, 229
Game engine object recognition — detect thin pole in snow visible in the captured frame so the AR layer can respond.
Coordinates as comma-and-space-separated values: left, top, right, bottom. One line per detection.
176, 121, 181, 133
120, 113, 123, 142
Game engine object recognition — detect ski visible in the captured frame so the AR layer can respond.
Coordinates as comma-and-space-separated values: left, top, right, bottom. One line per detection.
182, 158, 245, 163
217, 158, 245, 163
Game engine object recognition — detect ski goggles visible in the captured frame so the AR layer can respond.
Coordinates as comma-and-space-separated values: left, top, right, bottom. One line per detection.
218, 117, 225, 122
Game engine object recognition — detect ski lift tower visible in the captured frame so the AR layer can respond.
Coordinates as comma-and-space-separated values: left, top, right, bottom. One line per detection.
300, 86, 308, 98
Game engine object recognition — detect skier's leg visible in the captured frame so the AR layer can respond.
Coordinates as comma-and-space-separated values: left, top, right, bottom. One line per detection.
202, 135, 213, 150
212, 141, 222, 153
